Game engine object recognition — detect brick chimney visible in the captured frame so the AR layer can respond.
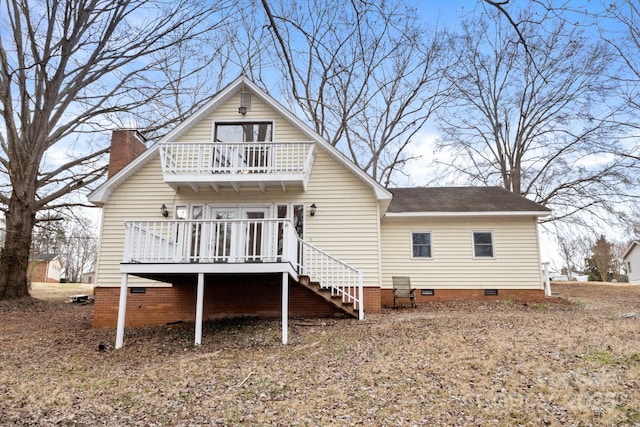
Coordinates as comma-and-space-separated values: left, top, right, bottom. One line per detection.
108, 130, 147, 178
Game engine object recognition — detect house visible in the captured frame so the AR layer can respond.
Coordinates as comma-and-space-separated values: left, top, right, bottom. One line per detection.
31, 254, 63, 283
623, 241, 640, 284
82, 271, 96, 284
88, 76, 551, 348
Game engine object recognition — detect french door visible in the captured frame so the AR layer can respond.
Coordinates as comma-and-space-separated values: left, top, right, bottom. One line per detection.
205, 207, 237, 262
240, 208, 269, 262
201, 206, 270, 262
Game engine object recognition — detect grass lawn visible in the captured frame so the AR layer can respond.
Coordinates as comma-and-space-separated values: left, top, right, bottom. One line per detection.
29, 281, 95, 301
0, 282, 638, 426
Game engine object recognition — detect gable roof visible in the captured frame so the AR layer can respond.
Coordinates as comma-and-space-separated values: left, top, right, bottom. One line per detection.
88, 75, 392, 208
623, 241, 640, 260
385, 187, 551, 217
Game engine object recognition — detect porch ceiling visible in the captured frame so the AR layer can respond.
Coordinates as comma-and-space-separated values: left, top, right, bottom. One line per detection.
122, 271, 291, 286
164, 173, 307, 193
120, 261, 298, 281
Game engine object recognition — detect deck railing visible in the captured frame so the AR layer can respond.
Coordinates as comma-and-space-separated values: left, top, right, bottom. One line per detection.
124, 219, 299, 264
297, 239, 364, 320
159, 141, 314, 176
123, 219, 363, 318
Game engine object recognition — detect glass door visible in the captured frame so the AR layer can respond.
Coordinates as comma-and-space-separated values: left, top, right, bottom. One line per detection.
206, 207, 237, 262
240, 207, 270, 262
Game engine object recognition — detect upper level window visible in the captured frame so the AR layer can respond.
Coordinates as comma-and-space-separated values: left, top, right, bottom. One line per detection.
473, 231, 494, 258
411, 232, 432, 258
215, 122, 272, 142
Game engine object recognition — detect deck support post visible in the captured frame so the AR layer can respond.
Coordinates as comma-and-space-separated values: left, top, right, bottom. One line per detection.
195, 273, 204, 346
115, 273, 129, 349
543, 262, 551, 296
281, 272, 288, 345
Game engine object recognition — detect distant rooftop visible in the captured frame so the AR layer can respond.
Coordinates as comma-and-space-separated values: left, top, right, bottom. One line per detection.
36, 254, 60, 262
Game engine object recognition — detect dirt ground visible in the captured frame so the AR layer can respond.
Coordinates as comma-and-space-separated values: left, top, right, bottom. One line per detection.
0, 282, 638, 426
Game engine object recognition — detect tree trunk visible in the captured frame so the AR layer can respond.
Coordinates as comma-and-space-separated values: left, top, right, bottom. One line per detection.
0, 193, 36, 299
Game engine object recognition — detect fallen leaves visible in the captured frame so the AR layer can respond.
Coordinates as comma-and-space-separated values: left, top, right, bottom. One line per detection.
0, 283, 638, 425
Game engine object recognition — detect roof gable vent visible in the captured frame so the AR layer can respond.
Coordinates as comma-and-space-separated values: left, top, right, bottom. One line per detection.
240, 92, 252, 112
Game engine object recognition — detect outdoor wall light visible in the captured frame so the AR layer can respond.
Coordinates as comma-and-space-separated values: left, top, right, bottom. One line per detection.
238, 106, 247, 115
160, 204, 169, 217
310, 203, 317, 216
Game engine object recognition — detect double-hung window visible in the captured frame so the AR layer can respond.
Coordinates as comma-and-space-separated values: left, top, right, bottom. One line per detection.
411, 232, 432, 258
473, 231, 494, 258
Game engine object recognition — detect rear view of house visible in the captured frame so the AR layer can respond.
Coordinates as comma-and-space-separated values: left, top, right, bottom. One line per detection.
88, 76, 550, 348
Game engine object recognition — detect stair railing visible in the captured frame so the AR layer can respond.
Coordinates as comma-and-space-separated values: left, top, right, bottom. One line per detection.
297, 238, 364, 320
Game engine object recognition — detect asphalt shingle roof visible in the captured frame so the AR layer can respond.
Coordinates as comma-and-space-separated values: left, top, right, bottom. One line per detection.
387, 187, 551, 214
36, 254, 59, 262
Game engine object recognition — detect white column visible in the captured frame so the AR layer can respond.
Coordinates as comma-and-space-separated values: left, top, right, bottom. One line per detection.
195, 273, 204, 346
358, 272, 364, 320
281, 272, 288, 345
543, 262, 551, 296
115, 273, 128, 349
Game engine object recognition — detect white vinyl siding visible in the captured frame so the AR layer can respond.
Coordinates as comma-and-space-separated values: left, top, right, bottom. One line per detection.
95, 155, 176, 288
380, 216, 544, 290
181, 94, 293, 142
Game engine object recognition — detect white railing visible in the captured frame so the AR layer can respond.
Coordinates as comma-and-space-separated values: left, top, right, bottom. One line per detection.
297, 239, 364, 320
159, 141, 314, 176
124, 219, 299, 264
123, 218, 364, 319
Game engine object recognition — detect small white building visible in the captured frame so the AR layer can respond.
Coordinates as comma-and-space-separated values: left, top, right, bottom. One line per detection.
622, 241, 640, 284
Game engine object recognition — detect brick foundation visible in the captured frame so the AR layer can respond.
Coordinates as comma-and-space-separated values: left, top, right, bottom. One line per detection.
93, 274, 381, 327
94, 277, 544, 327
380, 288, 546, 306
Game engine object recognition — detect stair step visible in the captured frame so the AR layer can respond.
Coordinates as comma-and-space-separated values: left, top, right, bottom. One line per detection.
297, 277, 358, 319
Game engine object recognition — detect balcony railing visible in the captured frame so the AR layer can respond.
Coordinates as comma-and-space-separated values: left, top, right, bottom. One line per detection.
159, 141, 314, 176
124, 219, 299, 264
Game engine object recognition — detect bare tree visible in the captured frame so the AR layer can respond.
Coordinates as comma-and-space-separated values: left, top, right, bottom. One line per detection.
60, 217, 97, 283
437, 5, 636, 223
259, 0, 450, 185
30, 214, 96, 283
553, 223, 596, 276
0, 0, 232, 299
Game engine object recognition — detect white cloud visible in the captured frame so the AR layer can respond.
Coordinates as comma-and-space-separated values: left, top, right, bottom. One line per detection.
402, 130, 441, 187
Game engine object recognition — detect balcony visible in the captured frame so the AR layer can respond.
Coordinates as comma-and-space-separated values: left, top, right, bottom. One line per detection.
123, 218, 299, 275
159, 141, 315, 192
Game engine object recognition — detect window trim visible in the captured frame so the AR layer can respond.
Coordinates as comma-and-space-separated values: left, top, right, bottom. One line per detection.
410, 231, 432, 259
472, 230, 495, 259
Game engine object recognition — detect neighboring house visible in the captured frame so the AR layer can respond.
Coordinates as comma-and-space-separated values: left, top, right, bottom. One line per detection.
82, 271, 96, 284
623, 241, 640, 284
31, 254, 63, 283
88, 76, 550, 348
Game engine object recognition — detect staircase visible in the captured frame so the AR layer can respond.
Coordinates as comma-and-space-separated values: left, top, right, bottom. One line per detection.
296, 238, 364, 320
298, 276, 359, 318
